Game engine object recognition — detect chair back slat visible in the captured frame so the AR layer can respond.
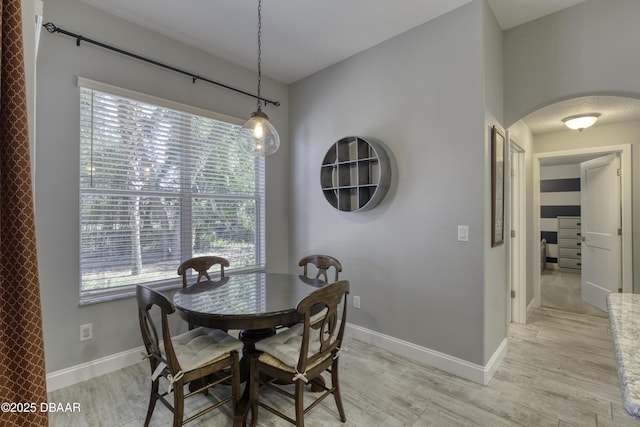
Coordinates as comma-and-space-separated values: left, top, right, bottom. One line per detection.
296, 280, 349, 373
138, 309, 161, 361
298, 254, 342, 282
177, 256, 230, 288
136, 285, 180, 373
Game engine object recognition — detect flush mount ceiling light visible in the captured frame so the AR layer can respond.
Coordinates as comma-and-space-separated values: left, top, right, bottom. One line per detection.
562, 113, 601, 131
238, 0, 280, 157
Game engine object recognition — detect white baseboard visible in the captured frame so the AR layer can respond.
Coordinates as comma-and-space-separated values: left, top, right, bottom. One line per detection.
46, 345, 145, 392
47, 324, 510, 391
345, 323, 508, 385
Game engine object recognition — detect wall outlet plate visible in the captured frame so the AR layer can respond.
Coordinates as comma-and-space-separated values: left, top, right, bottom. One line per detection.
80, 323, 93, 341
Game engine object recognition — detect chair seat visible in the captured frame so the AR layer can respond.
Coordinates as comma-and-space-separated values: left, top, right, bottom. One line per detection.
258, 351, 332, 375
254, 316, 339, 370
172, 327, 243, 372
255, 323, 321, 368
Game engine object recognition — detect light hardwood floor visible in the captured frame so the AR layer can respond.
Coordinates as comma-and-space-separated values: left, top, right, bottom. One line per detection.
48, 308, 638, 426
541, 270, 607, 318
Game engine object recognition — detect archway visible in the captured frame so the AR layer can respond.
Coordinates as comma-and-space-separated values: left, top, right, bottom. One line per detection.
507, 95, 640, 322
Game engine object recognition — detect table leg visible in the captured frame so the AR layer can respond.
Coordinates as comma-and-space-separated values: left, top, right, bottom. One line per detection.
233, 328, 276, 426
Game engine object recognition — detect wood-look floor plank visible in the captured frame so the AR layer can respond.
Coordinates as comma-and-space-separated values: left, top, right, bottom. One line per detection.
48, 308, 639, 426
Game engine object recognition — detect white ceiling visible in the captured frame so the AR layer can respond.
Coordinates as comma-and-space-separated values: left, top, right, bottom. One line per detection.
77, 0, 640, 133
80, 0, 589, 84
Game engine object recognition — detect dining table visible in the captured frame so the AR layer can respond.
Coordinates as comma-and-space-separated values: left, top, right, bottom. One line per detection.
172, 271, 329, 425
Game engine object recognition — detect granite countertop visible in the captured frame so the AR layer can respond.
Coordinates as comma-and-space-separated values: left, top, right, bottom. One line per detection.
607, 293, 640, 420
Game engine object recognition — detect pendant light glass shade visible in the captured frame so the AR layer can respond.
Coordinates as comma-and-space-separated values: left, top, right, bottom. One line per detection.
238, 109, 280, 156
238, 0, 280, 157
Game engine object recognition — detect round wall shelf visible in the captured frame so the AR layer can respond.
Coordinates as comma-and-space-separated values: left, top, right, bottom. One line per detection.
320, 136, 391, 212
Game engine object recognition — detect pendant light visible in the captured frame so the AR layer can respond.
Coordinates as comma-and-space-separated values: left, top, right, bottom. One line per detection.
238, 0, 280, 157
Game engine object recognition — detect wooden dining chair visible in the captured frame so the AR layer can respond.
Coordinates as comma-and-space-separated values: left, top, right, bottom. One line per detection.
298, 254, 342, 283
178, 256, 230, 288
136, 285, 243, 427
249, 280, 350, 426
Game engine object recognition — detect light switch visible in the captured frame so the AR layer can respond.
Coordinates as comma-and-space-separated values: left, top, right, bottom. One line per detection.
458, 225, 469, 242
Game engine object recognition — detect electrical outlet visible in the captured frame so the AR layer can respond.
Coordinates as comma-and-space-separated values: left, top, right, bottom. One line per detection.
80, 323, 93, 341
353, 295, 360, 309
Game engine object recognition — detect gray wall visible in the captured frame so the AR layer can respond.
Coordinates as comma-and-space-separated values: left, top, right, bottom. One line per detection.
481, 0, 507, 362
36, 0, 289, 372
504, 0, 640, 127
289, 1, 505, 365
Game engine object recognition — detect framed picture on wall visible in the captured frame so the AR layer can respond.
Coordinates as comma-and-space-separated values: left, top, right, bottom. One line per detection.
491, 125, 505, 247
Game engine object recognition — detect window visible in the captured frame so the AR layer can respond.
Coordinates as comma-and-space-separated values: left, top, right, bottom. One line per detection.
78, 78, 265, 304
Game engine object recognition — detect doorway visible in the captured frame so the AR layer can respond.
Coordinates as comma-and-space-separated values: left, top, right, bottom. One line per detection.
538, 158, 607, 316
532, 144, 632, 315
509, 140, 526, 324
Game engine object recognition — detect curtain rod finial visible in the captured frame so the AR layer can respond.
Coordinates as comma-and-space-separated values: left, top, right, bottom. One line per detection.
43, 22, 57, 33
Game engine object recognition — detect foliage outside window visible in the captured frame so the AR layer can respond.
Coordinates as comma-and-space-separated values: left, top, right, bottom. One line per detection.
79, 79, 265, 304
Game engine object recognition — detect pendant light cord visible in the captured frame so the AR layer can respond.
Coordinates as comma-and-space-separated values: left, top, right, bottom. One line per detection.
256, 0, 263, 110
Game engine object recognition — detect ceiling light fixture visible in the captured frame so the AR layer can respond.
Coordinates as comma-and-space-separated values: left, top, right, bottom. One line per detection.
238, 0, 280, 157
562, 113, 601, 131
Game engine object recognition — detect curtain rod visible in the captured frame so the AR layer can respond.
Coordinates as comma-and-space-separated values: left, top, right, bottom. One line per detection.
43, 22, 281, 107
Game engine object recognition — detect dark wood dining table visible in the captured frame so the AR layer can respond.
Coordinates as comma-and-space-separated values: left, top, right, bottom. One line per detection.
172, 271, 328, 425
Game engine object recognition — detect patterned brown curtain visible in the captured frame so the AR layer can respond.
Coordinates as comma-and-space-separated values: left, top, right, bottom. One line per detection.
0, 0, 49, 425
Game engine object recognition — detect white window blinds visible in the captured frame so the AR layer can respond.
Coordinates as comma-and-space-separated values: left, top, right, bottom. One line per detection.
78, 78, 265, 303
